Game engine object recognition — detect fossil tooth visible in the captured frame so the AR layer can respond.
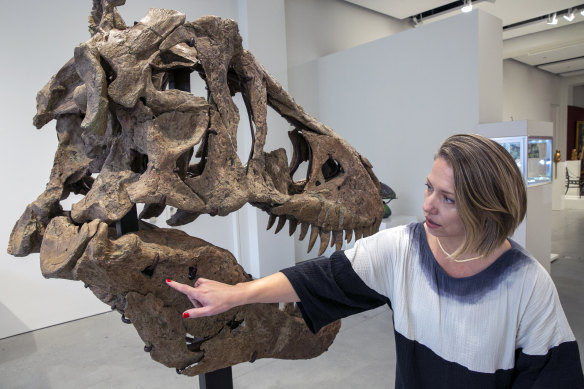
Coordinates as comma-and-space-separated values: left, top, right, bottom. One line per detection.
274, 216, 287, 234
299, 222, 309, 241
318, 229, 331, 256
345, 229, 353, 242
266, 214, 277, 230
329, 232, 339, 247
307, 225, 319, 253
332, 230, 343, 251
288, 218, 298, 236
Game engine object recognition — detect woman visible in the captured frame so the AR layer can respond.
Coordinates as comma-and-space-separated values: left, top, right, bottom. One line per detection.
167, 134, 584, 388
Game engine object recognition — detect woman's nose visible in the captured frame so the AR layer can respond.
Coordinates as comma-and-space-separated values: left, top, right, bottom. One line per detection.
422, 193, 436, 214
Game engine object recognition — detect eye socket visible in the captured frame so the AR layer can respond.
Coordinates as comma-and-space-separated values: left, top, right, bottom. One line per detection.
322, 156, 343, 182
130, 150, 149, 174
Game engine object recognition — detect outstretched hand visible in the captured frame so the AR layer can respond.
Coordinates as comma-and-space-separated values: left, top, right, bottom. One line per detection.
166, 272, 299, 319
166, 278, 240, 319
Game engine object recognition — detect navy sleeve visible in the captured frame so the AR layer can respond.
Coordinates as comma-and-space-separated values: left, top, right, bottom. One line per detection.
512, 341, 584, 388
280, 250, 389, 334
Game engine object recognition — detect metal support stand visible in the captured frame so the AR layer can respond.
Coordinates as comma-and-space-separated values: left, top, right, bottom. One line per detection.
168, 68, 192, 93
116, 204, 139, 236
169, 66, 235, 389
199, 367, 233, 389
111, 68, 232, 389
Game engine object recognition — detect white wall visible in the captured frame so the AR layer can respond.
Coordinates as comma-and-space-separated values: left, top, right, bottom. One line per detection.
0, 0, 294, 339
502, 60, 561, 119
0, 0, 114, 340
503, 59, 565, 154
318, 10, 501, 215
285, 0, 410, 117
502, 59, 562, 122
501, 60, 584, 213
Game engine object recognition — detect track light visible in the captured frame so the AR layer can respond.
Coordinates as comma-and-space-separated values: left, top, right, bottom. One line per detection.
411, 15, 422, 27
461, 0, 472, 13
563, 9, 575, 22
547, 13, 558, 25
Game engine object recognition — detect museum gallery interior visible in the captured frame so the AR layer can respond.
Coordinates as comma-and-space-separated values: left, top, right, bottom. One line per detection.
1, 0, 583, 388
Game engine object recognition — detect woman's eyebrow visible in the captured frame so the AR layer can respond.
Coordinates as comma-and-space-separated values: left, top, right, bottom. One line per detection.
427, 177, 455, 196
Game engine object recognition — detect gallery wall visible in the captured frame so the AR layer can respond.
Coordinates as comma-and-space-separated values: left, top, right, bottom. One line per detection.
319, 11, 502, 217
502, 59, 584, 160
0, 0, 115, 340
285, 0, 410, 118
503, 60, 562, 123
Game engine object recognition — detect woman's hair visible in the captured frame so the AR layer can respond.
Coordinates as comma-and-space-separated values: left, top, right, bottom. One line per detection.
436, 133, 527, 258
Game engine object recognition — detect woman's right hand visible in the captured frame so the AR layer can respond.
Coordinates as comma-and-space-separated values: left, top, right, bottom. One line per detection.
166, 278, 241, 319
166, 272, 299, 319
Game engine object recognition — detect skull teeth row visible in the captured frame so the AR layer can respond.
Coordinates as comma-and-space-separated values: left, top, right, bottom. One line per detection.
266, 214, 378, 256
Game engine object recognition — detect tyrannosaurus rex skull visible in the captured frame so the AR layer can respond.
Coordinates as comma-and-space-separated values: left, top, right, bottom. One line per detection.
7, 0, 383, 376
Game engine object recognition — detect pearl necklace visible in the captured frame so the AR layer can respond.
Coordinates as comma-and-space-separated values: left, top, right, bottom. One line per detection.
436, 237, 483, 263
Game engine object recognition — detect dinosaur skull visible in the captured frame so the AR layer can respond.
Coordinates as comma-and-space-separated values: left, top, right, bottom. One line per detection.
7, 0, 383, 376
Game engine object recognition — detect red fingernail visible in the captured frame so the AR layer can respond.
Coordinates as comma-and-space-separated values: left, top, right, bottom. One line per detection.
183, 312, 190, 318
166, 279, 172, 283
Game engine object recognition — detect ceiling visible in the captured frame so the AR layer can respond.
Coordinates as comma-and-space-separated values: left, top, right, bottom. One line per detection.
343, 0, 584, 78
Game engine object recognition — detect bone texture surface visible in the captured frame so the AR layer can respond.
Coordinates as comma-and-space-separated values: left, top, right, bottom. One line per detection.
7, 0, 383, 376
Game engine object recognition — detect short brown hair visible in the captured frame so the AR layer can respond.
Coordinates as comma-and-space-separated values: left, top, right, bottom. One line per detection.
436, 134, 527, 258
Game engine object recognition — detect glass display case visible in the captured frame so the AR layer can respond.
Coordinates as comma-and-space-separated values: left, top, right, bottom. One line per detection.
492, 136, 552, 186
526, 137, 552, 185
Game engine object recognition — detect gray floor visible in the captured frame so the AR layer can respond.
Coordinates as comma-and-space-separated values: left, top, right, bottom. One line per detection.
1, 209, 583, 389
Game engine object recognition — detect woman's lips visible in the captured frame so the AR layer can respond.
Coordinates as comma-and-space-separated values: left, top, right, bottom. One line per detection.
425, 218, 440, 229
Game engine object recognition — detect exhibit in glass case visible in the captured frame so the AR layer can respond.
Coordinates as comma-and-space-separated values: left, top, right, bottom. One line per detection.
492, 136, 552, 186
526, 137, 553, 186
492, 136, 526, 179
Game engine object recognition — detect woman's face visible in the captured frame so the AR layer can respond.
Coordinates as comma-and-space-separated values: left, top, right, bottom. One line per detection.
422, 157, 465, 241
